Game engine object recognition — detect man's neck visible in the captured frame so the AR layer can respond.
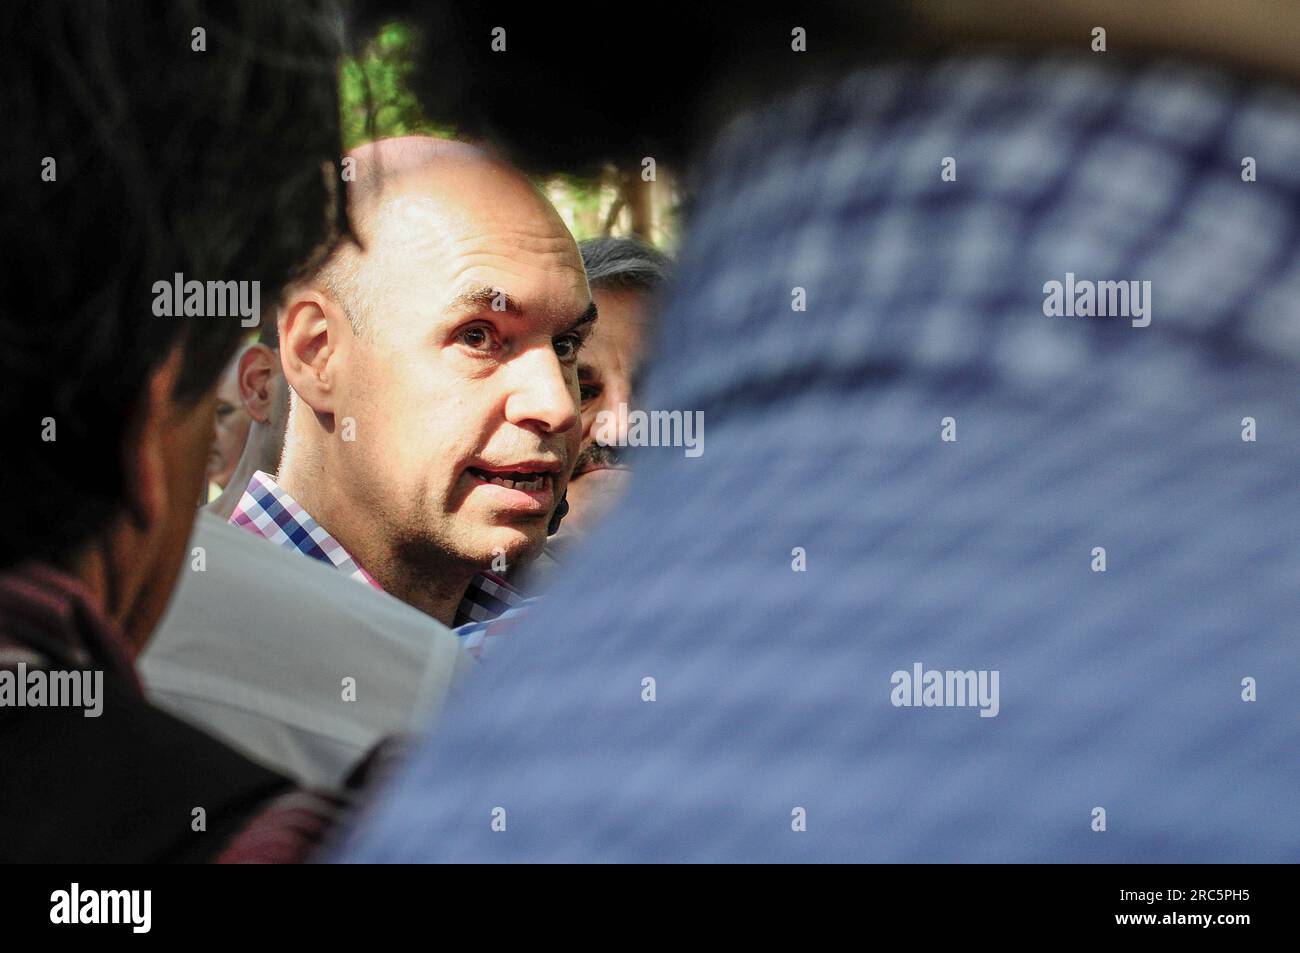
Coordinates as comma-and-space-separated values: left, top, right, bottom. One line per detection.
276, 461, 476, 628
374, 564, 474, 628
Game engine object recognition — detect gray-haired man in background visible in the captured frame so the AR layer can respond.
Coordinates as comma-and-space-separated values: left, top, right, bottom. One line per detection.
509, 237, 670, 593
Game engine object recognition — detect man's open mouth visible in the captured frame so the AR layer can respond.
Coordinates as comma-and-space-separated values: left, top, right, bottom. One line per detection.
467, 467, 552, 492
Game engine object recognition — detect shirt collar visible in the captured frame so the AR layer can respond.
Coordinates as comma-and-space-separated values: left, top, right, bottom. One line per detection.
228, 471, 524, 627
229, 471, 380, 588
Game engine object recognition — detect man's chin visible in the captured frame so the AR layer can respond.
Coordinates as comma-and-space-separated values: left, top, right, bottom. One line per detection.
469, 522, 548, 574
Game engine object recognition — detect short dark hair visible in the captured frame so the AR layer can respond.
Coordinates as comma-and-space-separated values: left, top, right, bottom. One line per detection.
579, 238, 672, 296
0, 0, 349, 570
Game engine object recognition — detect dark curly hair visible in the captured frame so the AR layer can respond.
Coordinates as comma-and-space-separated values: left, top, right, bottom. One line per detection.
0, 0, 350, 569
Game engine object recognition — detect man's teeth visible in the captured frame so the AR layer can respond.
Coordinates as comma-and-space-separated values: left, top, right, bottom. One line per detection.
474, 469, 547, 491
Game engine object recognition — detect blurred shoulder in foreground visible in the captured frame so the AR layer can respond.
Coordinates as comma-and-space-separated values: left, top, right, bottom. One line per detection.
142, 512, 469, 788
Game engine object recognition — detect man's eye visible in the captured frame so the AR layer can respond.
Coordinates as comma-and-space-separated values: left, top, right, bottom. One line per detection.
458, 325, 498, 352
554, 333, 585, 363
579, 384, 601, 402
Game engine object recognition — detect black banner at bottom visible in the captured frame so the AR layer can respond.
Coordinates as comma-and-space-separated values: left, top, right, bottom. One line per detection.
6, 863, 1282, 940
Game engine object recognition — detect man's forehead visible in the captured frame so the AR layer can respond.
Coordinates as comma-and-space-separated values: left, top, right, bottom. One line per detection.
348, 139, 527, 218
364, 167, 566, 244
344, 159, 590, 324
369, 188, 583, 274
587, 287, 652, 341
577, 288, 651, 375
436, 227, 592, 320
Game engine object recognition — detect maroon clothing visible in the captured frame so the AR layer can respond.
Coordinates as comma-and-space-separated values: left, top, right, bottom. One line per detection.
0, 562, 344, 863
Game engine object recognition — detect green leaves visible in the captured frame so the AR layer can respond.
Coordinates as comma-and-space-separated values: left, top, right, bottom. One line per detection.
340, 22, 445, 150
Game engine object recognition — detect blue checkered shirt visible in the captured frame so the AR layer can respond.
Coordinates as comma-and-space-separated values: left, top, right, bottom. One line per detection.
338, 53, 1300, 862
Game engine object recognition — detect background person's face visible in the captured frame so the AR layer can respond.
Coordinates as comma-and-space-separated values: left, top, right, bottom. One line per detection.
334, 175, 591, 572
208, 359, 251, 489
565, 286, 649, 534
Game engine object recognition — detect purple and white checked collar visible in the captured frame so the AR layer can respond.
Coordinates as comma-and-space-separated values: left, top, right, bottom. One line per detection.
228, 471, 527, 631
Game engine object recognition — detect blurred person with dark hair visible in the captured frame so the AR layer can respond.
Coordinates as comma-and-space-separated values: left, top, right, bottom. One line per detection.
340, 2, 1300, 861
227, 136, 592, 639
0, 0, 356, 862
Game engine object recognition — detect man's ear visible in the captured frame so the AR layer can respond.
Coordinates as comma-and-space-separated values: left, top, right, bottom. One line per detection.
280, 289, 346, 417
237, 343, 281, 424
121, 345, 185, 531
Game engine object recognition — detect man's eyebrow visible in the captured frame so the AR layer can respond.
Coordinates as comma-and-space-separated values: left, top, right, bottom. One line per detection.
446, 285, 522, 316
445, 288, 597, 332
565, 300, 598, 332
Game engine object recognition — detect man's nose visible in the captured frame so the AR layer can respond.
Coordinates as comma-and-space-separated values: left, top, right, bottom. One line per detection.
503, 347, 579, 434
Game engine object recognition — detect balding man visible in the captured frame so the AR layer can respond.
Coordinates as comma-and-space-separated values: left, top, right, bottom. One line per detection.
141, 139, 580, 784
227, 137, 593, 634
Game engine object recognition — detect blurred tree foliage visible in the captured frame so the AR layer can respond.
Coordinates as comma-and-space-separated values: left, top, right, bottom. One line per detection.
339, 22, 442, 148
339, 22, 675, 247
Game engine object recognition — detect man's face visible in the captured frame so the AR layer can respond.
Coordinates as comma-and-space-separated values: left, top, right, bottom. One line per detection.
331, 168, 591, 572
208, 358, 251, 489
565, 286, 650, 534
